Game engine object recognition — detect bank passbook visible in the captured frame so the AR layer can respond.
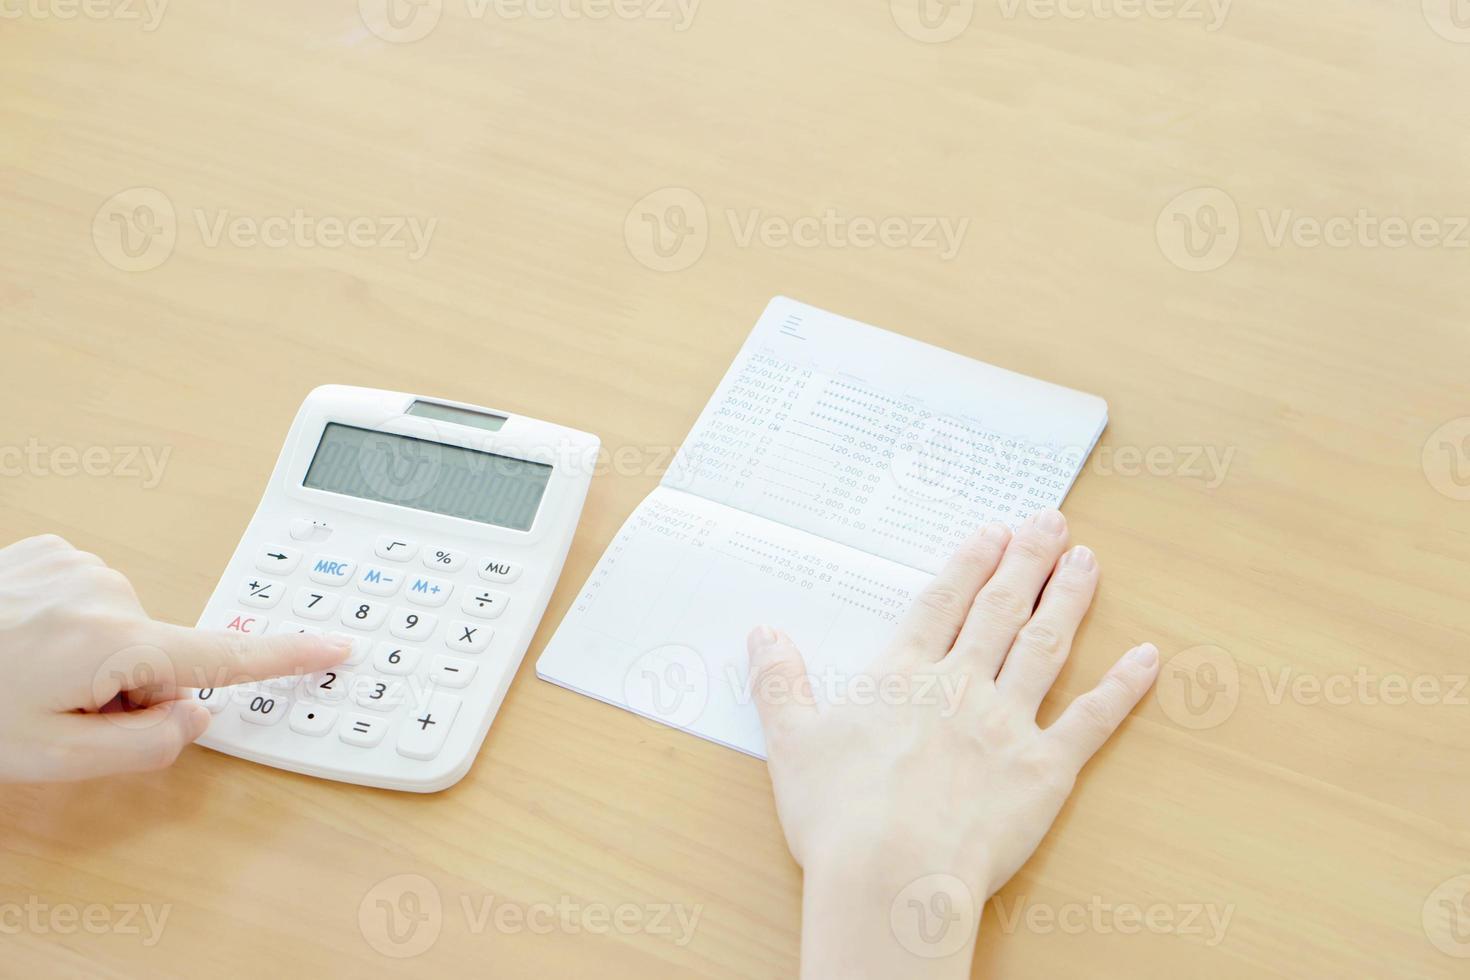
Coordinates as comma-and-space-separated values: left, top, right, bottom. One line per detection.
536, 297, 1109, 757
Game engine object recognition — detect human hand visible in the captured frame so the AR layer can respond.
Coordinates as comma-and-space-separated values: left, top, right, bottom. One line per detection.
747, 510, 1160, 979
0, 534, 352, 783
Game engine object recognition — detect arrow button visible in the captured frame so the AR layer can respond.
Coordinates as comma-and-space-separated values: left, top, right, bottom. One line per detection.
254, 543, 303, 574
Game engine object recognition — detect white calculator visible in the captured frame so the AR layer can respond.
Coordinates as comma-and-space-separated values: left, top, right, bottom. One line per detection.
192, 386, 597, 792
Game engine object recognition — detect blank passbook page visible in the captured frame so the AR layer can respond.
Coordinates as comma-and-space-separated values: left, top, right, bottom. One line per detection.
536, 297, 1109, 758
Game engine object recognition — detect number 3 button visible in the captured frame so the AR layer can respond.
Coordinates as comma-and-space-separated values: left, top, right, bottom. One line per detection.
389, 607, 437, 642
340, 599, 388, 630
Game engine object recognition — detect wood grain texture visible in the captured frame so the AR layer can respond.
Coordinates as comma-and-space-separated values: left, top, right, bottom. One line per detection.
2, 0, 1468, 976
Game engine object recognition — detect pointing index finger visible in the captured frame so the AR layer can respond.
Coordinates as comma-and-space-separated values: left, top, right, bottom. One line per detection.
135, 622, 355, 691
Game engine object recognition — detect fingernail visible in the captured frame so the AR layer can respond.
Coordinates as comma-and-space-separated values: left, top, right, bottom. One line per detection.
1126, 643, 1159, 668
752, 625, 777, 647
186, 703, 212, 737
1034, 509, 1066, 534
1064, 545, 1095, 570
980, 523, 1010, 541
325, 635, 354, 652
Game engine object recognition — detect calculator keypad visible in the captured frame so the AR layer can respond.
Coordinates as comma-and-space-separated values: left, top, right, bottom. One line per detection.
205, 519, 531, 769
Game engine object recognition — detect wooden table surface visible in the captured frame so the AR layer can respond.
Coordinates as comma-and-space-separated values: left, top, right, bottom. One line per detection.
3, 1, 1469, 976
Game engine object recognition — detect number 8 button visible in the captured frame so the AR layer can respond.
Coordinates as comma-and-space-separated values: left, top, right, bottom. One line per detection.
340, 599, 388, 630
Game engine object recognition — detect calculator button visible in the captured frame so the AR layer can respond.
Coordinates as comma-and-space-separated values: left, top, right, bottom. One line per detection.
445, 621, 492, 654
289, 518, 333, 542
375, 535, 420, 562
255, 544, 302, 574
292, 588, 340, 621
339, 714, 389, 747
279, 621, 321, 636
221, 610, 268, 635
422, 547, 465, 572
404, 575, 452, 607
340, 599, 388, 631
389, 608, 437, 642
429, 656, 476, 688
304, 669, 354, 704
477, 558, 522, 583
372, 642, 421, 675
264, 673, 302, 693
238, 577, 285, 609
351, 676, 407, 712
240, 691, 289, 725
357, 565, 404, 597
324, 632, 368, 666
288, 702, 337, 737
461, 588, 509, 620
194, 686, 234, 713
307, 555, 356, 586
397, 693, 461, 761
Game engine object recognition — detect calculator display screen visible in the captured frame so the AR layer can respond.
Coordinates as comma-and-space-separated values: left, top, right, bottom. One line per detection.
302, 423, 552, 531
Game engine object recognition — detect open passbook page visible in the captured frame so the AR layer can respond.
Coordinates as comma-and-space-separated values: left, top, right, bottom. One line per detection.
536, 298, 1109, 757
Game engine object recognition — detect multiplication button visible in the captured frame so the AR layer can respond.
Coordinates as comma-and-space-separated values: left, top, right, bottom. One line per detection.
445, 621, 492, 654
